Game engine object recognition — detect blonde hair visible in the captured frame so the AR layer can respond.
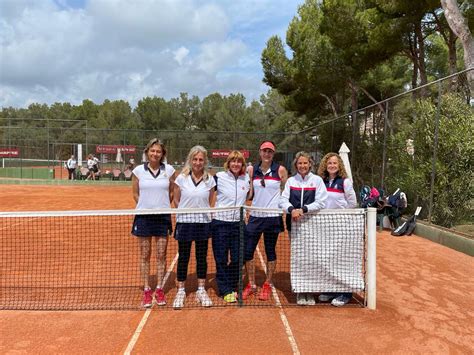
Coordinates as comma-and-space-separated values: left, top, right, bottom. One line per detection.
181, 145, 210, 180
317, 152, 349, 179
224, 150, 247, 175
292, 151, 314, 174
143, 138, 167, 165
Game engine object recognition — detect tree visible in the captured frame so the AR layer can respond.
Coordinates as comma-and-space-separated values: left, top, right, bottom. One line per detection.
258, 89, 298, 132
73, 99, 99, 125
169, 93, 201, 130
199, 93, 224, 130
441, 0, 474, 86
135, 96, 173, 130
386, 93, 473, 227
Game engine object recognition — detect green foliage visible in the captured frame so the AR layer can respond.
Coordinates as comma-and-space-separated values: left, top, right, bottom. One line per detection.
386, 94, 474, 227
0, 89, 301, 165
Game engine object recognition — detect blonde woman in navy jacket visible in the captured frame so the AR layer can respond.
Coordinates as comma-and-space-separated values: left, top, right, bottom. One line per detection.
317, 152, 357, 306
279, 151, 327, 305
212, 151, 251, 303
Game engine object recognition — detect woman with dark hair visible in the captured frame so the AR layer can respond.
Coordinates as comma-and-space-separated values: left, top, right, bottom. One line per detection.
242, 141, 288, 301
279, 151, 327, 305
317, 152, 357, 307
131, 138, 176, 308
212, 150, 251, 303
172, 145, 216, 309
86, 154, 99, 180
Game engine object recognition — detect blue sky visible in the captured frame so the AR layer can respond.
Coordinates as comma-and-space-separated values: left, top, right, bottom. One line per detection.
0, 0, 303, 108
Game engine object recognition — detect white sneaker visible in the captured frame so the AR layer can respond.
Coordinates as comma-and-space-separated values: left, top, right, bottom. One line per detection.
196, 289, 213, 307
305, 293, 315, 306
173, 289, 186, 309
296, 293, 307, 305
331, 294, 351, 307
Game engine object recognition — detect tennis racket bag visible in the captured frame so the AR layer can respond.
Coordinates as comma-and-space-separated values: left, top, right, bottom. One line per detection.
391, 207, 422, 237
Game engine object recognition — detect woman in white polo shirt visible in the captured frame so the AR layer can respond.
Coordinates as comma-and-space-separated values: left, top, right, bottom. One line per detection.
131, 138, 176, 308
212, 150, 251, 303
172, 145, 216, 308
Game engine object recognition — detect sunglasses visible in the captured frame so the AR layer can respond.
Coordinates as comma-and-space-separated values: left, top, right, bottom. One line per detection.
260, 172, 271, 187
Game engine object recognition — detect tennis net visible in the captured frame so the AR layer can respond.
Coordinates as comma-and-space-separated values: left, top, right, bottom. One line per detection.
0, 207, 376, 310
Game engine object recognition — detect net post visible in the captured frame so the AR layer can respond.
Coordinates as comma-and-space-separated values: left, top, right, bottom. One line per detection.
238, 206, 245, 307
366, 207, 377, 310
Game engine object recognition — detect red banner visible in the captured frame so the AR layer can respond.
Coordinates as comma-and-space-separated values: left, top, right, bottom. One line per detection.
96, 145, 136, 154
211, 149, 250, 159
0, 148, 20, 157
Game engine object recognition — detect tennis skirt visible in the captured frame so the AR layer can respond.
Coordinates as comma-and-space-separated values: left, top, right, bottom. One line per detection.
131, 214, 172, 237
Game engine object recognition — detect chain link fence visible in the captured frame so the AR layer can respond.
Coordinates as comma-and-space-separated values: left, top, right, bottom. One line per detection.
299, 68, 473, 230
1, 69, 472, 231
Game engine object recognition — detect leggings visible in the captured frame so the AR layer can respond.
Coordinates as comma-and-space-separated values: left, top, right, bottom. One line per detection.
245, 231, 279, 262
177, 239, 208, 282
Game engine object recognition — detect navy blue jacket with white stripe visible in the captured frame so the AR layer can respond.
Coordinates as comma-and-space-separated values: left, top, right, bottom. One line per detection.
279, 172, 327, 213
323, 176, 357, 209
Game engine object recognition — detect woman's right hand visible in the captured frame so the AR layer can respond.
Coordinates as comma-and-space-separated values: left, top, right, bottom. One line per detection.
291, 208, 303, 221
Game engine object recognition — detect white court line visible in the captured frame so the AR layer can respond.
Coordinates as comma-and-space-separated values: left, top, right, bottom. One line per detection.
124, 252, 179, 355
256, 246, 300, 355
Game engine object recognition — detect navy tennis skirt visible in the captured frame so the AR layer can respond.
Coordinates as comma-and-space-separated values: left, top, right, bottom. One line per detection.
131, 214, 172, 237
174, 222, 211, 242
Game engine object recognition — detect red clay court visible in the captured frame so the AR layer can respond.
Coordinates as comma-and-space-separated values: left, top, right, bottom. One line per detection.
0, 184, 473, 354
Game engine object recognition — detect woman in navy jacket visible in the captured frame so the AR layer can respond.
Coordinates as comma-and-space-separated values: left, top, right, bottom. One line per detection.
279, 151, 327, 305
317, 152, 357, 306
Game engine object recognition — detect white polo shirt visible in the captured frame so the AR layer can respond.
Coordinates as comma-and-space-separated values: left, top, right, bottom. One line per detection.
87, 159, 95, 169
175, 173, 216, 223
133, 163, 175, 209
214, 170, 250, 222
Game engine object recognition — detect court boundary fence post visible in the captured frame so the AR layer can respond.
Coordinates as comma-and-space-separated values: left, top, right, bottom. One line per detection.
366, 207, 377, 310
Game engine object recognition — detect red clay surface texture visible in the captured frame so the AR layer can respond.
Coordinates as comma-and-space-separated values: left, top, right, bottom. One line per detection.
1, 184, 473, 354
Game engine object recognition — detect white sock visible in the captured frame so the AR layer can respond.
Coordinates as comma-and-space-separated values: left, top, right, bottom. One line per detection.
178, 287, 185, 293
198, 286, 205, 292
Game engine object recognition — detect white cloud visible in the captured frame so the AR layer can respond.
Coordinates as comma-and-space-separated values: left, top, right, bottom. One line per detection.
86, 0, 229, 48
173, 47, 190, 65
0, 0, 302, 108
196, 40, 247, 74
